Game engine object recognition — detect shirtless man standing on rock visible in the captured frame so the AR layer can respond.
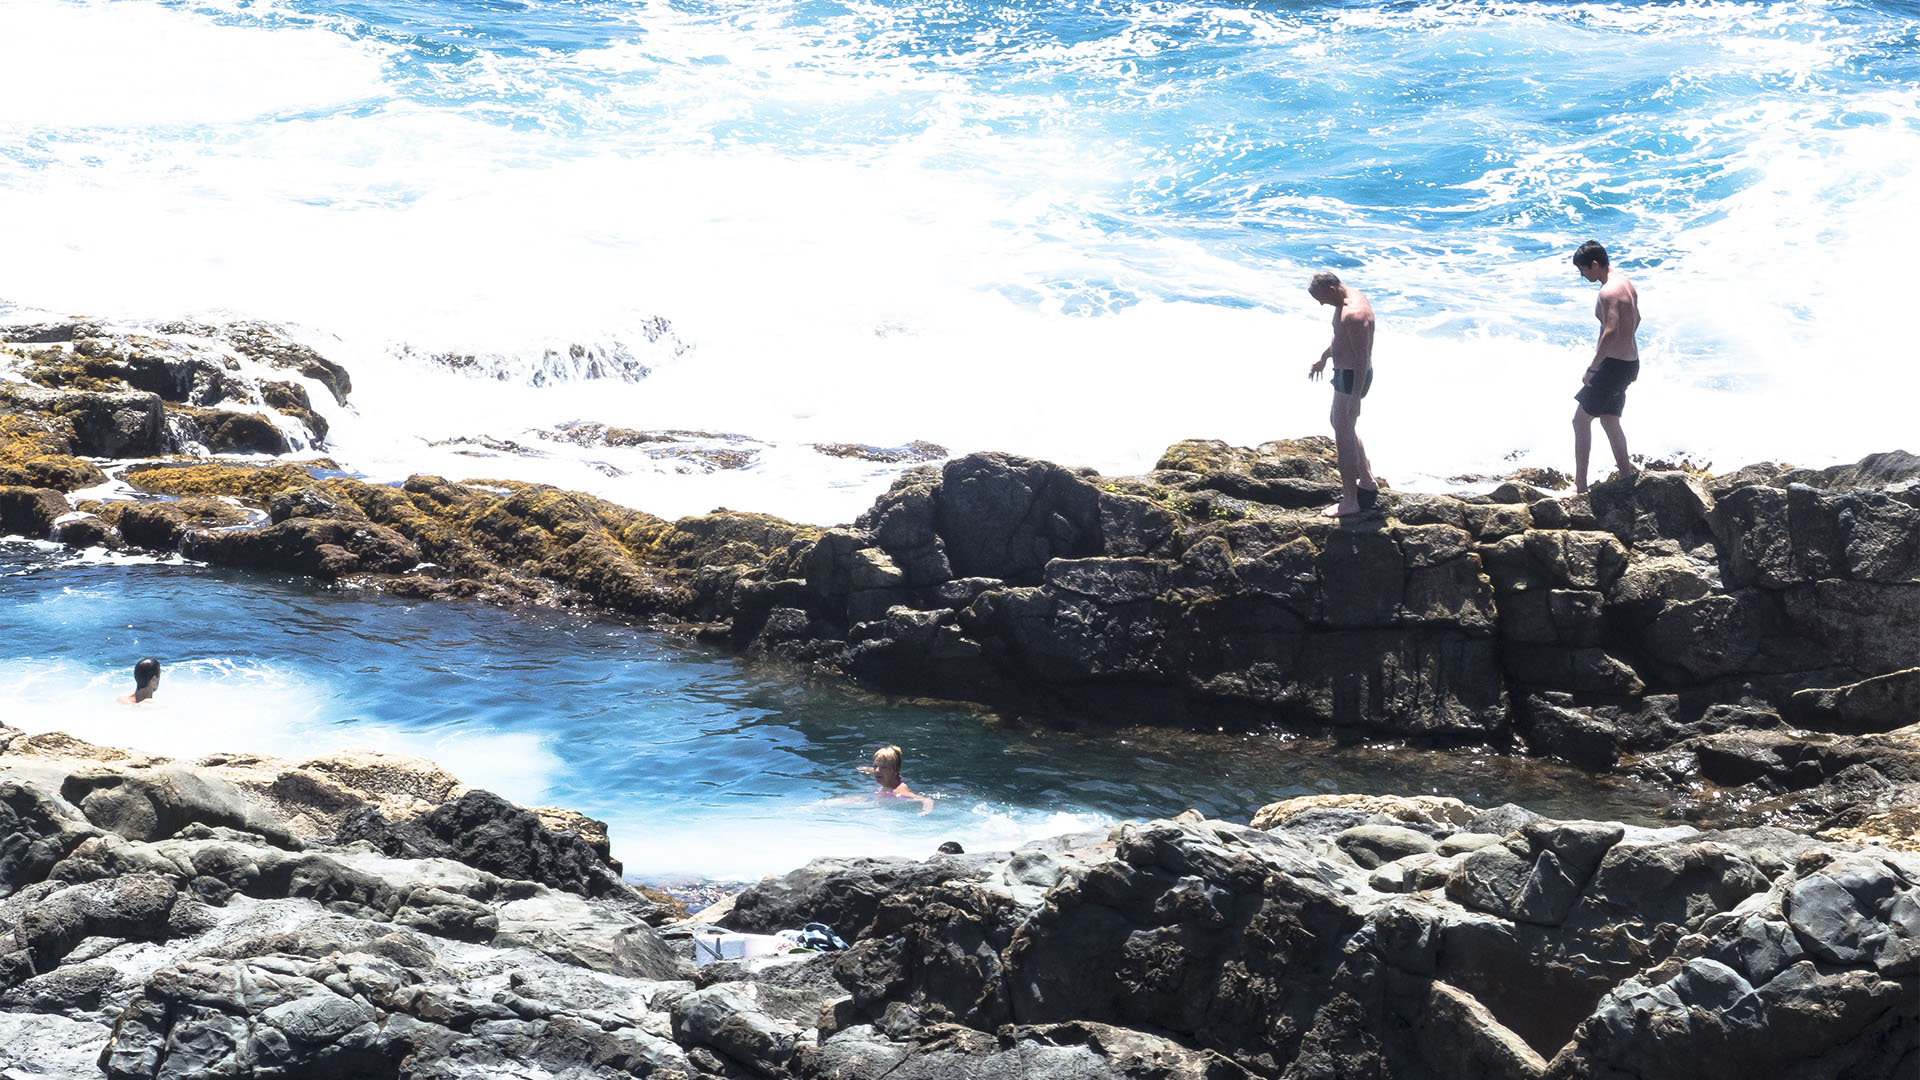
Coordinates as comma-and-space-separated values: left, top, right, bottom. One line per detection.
1571, 240, 1641, 493
1307, 271, 1379, 517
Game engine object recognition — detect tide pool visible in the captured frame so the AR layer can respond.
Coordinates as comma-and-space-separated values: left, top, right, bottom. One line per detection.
1, 539, 1679, 880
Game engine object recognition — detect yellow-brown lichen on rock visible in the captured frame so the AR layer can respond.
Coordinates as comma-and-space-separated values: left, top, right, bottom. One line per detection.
644, 511, 821, 570
124, 461, 321, 502
0, 410, 106, 491
1, 454, 105, 491
1155, 436, 1336, 475
85, 496, 255, 533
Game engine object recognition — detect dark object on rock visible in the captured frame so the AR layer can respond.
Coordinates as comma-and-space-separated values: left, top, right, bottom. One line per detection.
937, 841, 965, 855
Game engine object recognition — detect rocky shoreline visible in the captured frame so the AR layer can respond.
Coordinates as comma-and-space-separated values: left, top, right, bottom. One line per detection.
4, 316, 1918, 1076
0, 725, 1914, 1079
5, 319, 1917, 826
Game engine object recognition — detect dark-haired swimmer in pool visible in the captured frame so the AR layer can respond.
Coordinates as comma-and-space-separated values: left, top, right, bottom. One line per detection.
115, 657, 161, 705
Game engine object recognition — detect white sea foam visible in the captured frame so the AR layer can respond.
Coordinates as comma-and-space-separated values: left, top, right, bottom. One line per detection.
610, 800, 1113, 880
0, 657, 562, 798
0, 0, 1911, 523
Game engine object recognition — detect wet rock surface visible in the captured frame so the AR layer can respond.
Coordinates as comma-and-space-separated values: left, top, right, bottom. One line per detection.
2, 320, 337, 463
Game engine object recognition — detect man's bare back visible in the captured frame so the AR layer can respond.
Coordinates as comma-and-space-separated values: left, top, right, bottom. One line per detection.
1590, 272, 1639, 365
1323, 289, 1374, 371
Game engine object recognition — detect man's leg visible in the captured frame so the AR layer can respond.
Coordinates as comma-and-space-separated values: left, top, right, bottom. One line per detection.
1572, 406, 1594, 493
1324, 393, 1363, 517
1598, 415, 1634, 482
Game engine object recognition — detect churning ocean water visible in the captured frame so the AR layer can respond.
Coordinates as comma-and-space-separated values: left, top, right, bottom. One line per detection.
3, 0, 1916, 523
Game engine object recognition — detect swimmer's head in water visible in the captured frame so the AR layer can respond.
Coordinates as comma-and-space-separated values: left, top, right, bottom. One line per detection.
133, 657, 161, 689
872, 744, 903, 782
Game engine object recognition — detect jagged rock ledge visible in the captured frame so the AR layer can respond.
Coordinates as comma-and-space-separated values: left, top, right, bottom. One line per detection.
0, 726, 1913, 1079
6, 320, 1920, 835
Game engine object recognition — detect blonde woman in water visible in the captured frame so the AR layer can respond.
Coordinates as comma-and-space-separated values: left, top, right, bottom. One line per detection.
858, 745, 934, 815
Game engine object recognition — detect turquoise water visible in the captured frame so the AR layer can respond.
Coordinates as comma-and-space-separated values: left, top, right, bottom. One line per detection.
1, 540, 1676, 879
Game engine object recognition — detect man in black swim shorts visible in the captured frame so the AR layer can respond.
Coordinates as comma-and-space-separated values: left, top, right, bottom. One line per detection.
1570, 240, 1641, 494
1307, 271, 1380, 517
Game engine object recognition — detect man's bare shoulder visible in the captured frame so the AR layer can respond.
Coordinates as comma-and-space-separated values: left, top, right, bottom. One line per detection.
1341, 289, 1375, 325
1601, 274, 1637, 301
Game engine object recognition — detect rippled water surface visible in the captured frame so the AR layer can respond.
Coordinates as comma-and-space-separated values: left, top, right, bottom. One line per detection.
2, 542, 1681, 878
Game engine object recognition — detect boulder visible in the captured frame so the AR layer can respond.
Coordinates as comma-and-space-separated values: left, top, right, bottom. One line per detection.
0, 485, 70, 539
182, 518, 421, 580
1786, 668, 1920, 735
59, 766, 296, 846
935, 453, 1103, 584
333, 790, 629, 901
0, 781, 98, 897
51, 513, 115, 549
0, 384, 165, 457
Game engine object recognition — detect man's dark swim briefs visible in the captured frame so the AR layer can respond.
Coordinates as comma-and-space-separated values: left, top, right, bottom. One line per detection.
1575, 357, 1639, 417
1331, 367, 1373, 399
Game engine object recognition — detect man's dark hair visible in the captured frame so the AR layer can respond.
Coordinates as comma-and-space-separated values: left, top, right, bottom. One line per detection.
1309, 271, 1343, 291
134, 657, 161, 687
1572, 240, 1609, 269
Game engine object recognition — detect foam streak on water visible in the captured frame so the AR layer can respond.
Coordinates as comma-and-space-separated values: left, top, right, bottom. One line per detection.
2, 0, 1915, 520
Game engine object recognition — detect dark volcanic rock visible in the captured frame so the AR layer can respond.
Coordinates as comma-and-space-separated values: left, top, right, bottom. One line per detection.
334, 789, 631, 901
0, 384, 164, 458
169, 406, 294, 455
711, 445, 1919, 764
181, 517, 421, 580
0, 782, 97, 897
0, 486, 69, 539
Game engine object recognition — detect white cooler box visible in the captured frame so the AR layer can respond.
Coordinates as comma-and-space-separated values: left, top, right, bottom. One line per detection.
691, 931, 786, 968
